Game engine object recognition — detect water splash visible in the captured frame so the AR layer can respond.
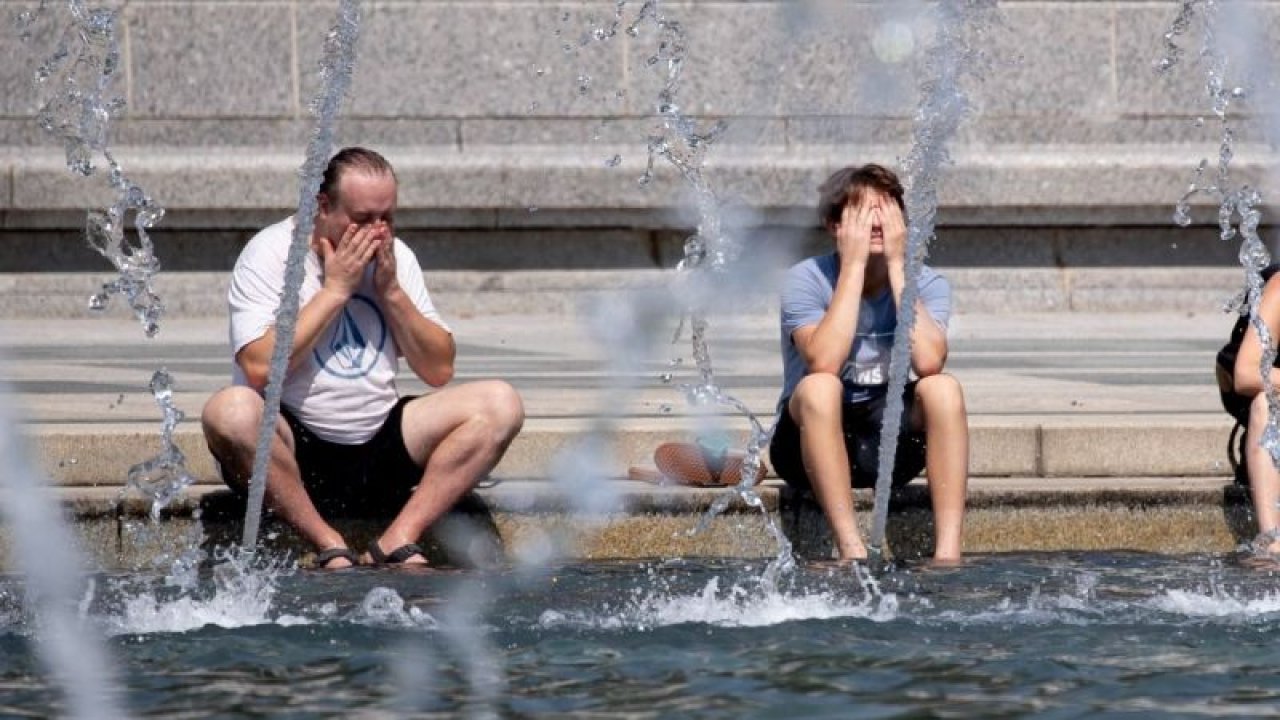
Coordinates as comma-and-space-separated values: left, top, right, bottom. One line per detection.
103, 549, 296, 635
538, 571, 897, 631
867, 0, 1000, 558
0, 365, 124, 718
122, 369, 197, 520
18, 1, 166, 337
1158, 0, 1280, 467
241, 0, 364, 550
584, 0, 792, 581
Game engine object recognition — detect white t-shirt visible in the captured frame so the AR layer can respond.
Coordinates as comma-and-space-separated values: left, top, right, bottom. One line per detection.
228, 217, 451, 444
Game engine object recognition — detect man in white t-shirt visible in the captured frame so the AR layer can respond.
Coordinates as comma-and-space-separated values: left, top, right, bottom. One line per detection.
201, 147, 525, 569
769, 164, 968, 563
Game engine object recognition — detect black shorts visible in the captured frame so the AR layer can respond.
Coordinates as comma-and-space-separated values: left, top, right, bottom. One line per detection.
279, 396, 424, 517
769, 381, 927, 490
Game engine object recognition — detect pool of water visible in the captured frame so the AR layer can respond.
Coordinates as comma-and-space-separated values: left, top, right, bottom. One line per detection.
3, 551, 1280, 717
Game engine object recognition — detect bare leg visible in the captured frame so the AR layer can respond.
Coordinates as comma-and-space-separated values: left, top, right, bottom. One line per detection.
201, 386, 353, 567
368, 380, 525, 563
790, 373, 866, 561
912, 373, 968, 562
1247, 393, 1280, 553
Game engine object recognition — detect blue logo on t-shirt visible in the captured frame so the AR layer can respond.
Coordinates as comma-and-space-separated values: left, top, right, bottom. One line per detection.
314, 295, 387, 378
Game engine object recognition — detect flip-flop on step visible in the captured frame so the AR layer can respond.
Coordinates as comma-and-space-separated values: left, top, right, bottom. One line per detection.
368, 541, 428, 565
314, 547, 360, 570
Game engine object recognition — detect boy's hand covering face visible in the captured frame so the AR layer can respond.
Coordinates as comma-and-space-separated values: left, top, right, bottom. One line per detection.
836, 195, 876, 267
877, 195, 907, 264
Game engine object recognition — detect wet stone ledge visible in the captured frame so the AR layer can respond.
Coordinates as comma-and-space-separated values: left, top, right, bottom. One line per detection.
0, 479, 1255, 572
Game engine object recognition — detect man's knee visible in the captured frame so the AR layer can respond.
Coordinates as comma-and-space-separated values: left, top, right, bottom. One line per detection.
477, 380, 525, 439
790, 373, 843, 422
201, 386, 265, 444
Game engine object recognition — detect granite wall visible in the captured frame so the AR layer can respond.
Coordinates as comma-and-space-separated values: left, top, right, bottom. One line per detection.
0, 1, 1275, 269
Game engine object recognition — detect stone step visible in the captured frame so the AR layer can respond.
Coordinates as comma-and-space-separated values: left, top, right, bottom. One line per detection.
25, 415, 1237, 489
0, 268, 1251, 316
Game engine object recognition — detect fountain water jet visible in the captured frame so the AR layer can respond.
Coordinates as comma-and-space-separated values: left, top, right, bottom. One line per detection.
18, 0, 166, 338
1158, 0, 1280, 468
583, 0, 794, 581
0, 367, 124, 718
240, 0, 364, 551
867, 0, 1000, 560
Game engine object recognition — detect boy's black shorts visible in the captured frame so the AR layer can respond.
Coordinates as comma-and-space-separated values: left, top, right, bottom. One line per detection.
769, 381, 927, 490
278, 396, 424, 517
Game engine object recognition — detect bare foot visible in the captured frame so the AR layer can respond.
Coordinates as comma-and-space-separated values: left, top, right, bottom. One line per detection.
1251, 529, 1280, 557
836, 542, 869, 563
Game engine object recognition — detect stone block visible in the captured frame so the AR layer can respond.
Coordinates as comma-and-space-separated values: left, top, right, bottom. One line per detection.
969, 4, 1115, 118
13, 148, 303, 210
1068, 267, 1242, 312
944, 267, 1070, 313
127, 2, 295, 118
297, 2, 629, 118
786, 117, 915, 147
1115, 4, 1280, 120
970, 423, 1039, 476
0, 2, 51, 117
648, 2, 917, 118
1040, 420, 1233, 477
401, 229, 659, 270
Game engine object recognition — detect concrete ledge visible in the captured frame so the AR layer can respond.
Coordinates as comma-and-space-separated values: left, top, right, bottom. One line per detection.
2, 146, 1271, 224
0, 267, 1249, 318
3, 477, 1253, 571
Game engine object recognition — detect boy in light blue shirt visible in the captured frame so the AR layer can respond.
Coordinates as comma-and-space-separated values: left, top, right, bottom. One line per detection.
769, 164, 969, 562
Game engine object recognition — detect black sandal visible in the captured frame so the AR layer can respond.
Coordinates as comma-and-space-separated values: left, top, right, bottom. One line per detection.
368, 541, 427, 565
314, 547, 360, 569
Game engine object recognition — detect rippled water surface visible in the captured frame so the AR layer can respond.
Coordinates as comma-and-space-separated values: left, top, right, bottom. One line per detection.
4, 552, 1280, 717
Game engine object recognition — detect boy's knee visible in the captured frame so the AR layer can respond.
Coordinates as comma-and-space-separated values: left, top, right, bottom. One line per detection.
916, 373, 965, 413
791, 373, 843, 419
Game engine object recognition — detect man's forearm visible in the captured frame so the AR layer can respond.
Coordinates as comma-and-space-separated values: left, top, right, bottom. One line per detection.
237, 287, 348, 388
381, 289, 455, 386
